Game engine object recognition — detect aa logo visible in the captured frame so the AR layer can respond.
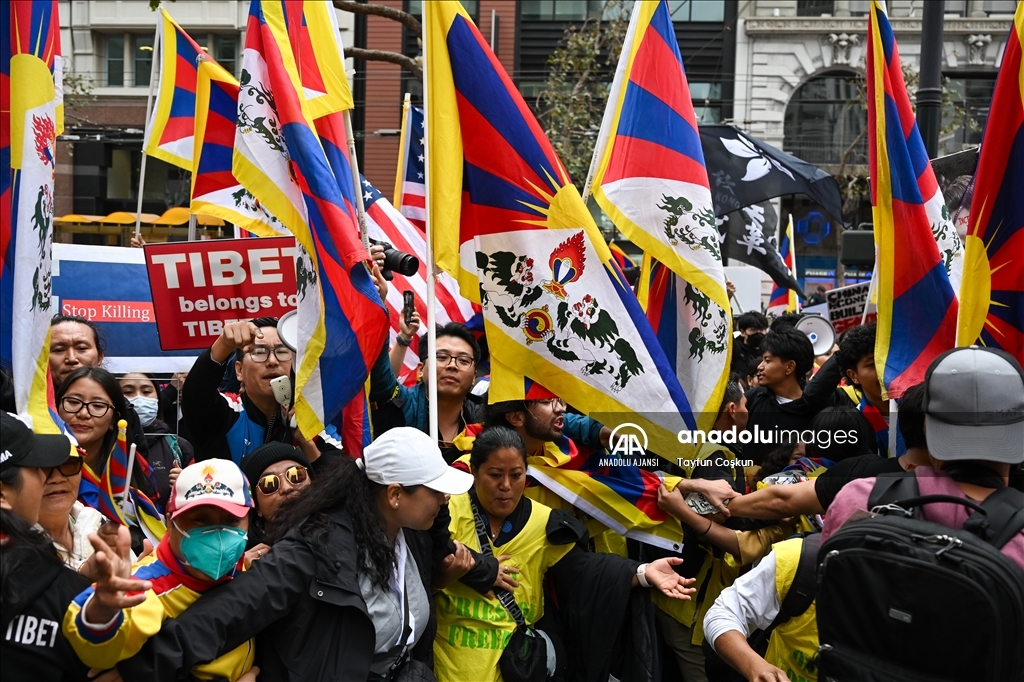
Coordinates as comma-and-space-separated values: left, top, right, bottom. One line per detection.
609, 423, 648, 457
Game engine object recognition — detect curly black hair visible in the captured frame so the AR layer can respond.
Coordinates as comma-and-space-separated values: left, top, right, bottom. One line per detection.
265, 456, 397, 589
836, 323, 876, 382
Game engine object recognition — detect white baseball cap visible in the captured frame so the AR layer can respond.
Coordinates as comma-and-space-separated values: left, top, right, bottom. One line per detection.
360, 427, 473, 495
167, 459, 254, 518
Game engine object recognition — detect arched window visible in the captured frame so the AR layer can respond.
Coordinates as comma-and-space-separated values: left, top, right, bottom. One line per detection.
784, 70, 867, 166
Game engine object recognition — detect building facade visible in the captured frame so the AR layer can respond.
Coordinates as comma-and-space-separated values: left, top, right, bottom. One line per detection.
732, 0, 1017, 291
56, 0, 353, 243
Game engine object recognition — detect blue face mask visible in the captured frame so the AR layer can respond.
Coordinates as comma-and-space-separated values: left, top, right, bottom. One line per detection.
129, 396, 159, 427
173, 522, 248, 581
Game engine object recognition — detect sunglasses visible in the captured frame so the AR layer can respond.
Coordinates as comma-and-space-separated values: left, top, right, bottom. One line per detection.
48, 454, 84, 477
256, 465, 309, 495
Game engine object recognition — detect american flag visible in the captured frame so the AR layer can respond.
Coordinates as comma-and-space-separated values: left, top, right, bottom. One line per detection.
361, 176, 476, 383
394, 103, 426, 231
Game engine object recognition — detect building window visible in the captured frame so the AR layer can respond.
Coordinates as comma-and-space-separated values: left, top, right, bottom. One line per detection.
521, 0, 603, 21
797, 0, 835, 16
784, 70, 867, 166
944, 1, 968, 15
941, 75, 995, 155
134, 34, 154, 87
690, 82, 723, 123
107, 35, 124, 86
668, 0, 725, 21
215, 35, 237, 78
984, 0, 1018, 14
408, 0, 478, 20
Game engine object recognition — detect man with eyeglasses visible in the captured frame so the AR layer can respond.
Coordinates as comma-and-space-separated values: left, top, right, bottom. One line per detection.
369, 322, 487, 459
182, 317, 316, 466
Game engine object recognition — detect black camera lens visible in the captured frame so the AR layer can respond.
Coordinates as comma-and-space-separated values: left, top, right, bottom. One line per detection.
383, 247, 419, 277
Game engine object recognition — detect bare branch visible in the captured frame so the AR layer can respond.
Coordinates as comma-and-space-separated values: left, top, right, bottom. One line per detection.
333, 1, 421, 36
345, 47, 422, 80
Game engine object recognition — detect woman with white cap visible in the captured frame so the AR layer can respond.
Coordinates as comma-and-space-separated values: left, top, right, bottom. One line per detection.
118, 427, 498, 682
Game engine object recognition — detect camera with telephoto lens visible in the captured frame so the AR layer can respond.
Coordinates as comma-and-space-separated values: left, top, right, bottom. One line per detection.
368, 237, 419, 281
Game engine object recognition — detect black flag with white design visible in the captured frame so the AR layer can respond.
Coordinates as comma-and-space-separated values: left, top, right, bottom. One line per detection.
700, 124, 845, 225
718, 201, 804, 297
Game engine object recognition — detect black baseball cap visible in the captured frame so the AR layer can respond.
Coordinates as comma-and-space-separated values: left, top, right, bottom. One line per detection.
0, 411, 73, 480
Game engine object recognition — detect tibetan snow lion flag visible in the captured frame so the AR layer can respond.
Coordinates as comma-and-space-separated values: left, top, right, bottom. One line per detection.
191, 57, 289, 237
144, 9, 205, 170
426, 0, 696, 459
767, 214, 799, 315
1, 0, 66, 433
234, 0, 388, 445
957, 2, 1024, 362
868, 0, 959, 400
589, 0, 731, 431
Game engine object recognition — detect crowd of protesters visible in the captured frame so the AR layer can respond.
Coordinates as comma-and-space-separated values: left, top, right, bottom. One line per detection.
2, 290, 1022, 682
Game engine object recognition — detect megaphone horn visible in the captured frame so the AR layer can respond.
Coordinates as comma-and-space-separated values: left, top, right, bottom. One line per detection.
277, 310, 299, 352
795, 315, 836, 356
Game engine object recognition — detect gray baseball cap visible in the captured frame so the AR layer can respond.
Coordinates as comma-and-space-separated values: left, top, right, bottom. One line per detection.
923, 347, 1024, 464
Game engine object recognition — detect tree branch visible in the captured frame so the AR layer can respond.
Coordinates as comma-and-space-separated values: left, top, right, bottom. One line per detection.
344, 47, 422, 80
333, 1, 421, 36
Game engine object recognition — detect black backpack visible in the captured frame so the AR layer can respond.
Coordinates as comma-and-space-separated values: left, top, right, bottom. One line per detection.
702, 533, 821, 682
816, 472, 1024, 682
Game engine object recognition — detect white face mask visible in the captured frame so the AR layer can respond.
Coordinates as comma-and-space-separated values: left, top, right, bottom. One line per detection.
129, 395, 159, 427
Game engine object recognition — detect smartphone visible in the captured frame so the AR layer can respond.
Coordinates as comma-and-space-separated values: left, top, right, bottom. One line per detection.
402, 290, 416, 326
270, 375, 292, 410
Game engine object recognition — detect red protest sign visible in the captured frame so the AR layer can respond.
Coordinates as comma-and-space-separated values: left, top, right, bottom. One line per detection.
144, 238, 298, 350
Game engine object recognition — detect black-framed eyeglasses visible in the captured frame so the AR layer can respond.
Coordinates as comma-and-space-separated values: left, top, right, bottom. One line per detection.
47, 455, 84, 478
435, 352, 474, 369
59, 396, 115, 418
249, 346, 294, 363
256, 465, 308, 495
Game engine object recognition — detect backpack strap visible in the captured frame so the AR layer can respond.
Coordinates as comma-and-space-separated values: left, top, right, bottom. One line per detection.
764, 533, 820, 635
965, 486, 1024, 550
868, 472, 920, 516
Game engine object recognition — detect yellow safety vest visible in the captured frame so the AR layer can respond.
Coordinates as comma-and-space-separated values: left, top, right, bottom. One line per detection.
655, 443, 743, 645
434, 492, 575, 682
765, 538, 819, 682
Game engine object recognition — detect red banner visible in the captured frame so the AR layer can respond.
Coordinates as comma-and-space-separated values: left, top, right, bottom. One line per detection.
144, 238, 298, 350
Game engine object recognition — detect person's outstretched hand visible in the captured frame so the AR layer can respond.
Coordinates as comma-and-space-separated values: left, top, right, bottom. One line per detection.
83, 525, 150, 625
644, 557, 696, 600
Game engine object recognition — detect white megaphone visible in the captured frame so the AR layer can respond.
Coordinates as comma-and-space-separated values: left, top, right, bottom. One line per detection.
796, 314, 836, 356
277, 309, 298, 352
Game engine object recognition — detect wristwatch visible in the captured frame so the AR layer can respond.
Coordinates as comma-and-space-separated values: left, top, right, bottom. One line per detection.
396, 334, 412, 347
636, 562, 651, 588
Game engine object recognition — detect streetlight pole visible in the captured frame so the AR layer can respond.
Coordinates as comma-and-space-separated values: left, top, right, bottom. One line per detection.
917, 0, 944, 158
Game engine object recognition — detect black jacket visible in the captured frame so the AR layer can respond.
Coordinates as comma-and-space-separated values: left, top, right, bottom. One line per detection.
182, 349, 292, 464
743, 354, 844, 464
120, 505, 495, 682
1, 532, 92, 682
141, 420, 195, 504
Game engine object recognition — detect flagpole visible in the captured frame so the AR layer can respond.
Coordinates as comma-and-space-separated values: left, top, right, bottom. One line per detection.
394, 93, 411, 206
135, 14, 162, 240
861, 262, 878, 324
422, 13, 438, 442
581, 0, 640, 205
343, 109, 371, 252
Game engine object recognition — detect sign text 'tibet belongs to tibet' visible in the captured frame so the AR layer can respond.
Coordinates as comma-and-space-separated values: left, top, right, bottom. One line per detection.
144, 238, 298, 350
